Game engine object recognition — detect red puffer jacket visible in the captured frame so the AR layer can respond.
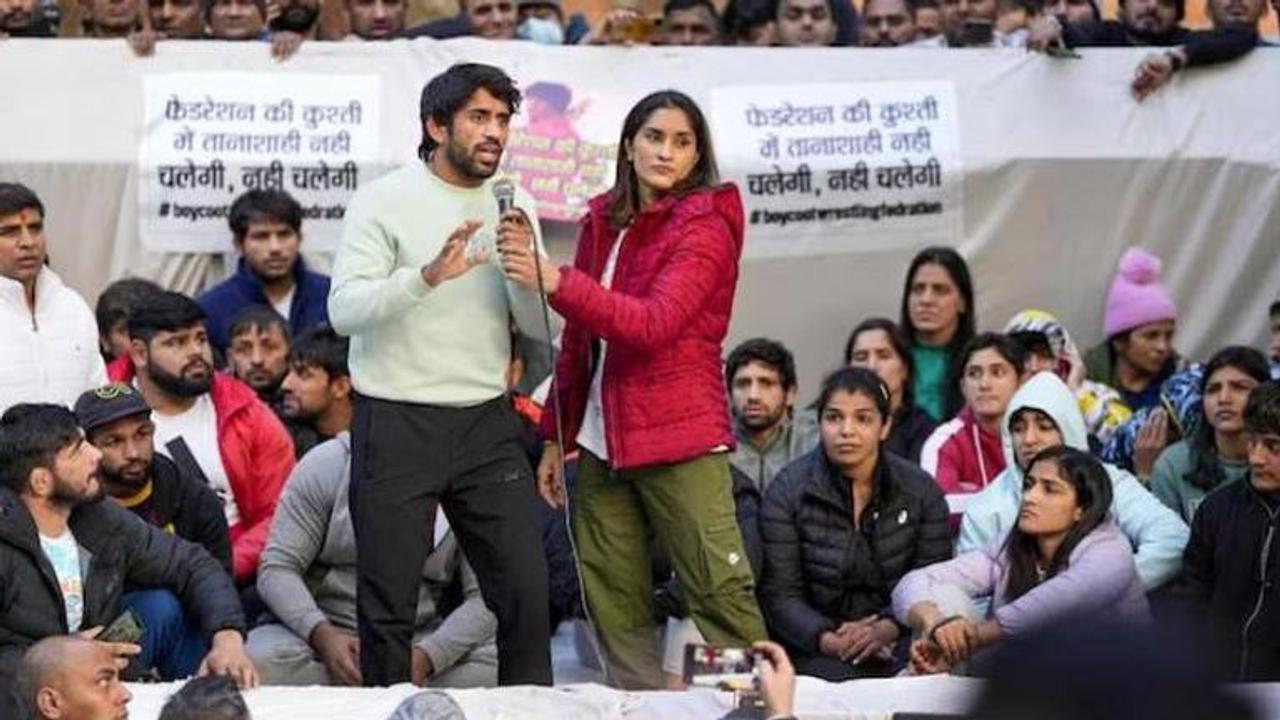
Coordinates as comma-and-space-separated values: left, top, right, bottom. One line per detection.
540, 184, 744, 470
107, 356, 294, 583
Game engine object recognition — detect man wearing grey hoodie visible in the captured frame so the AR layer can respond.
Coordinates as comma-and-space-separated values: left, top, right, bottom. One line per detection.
247, 433, 498, 687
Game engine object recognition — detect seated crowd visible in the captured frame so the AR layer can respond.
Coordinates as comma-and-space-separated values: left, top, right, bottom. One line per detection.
1, 174, 1280, 719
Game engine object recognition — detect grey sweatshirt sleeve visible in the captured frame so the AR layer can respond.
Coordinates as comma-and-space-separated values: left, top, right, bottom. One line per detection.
328, 190, 434, 335
256, 441, 343, 643
414, 547, 498, 675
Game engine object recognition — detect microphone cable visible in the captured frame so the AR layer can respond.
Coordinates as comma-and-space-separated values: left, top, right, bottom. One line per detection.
529, 219, 613, 683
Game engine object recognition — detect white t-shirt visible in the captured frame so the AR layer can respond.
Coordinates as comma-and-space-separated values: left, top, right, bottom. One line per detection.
39, 529, 84, 631
575, 231, 625, 461
151, 393, 241, 527
270, 286, 295, 321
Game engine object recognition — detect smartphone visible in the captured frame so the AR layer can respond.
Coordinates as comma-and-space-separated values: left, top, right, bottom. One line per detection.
682, 643, 758, 692
960, 19, 995, 46
98, 609, 146, 645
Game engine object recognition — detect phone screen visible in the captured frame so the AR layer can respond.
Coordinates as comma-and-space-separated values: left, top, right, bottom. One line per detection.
682, 644, 758, 691
98, 610, 145, 645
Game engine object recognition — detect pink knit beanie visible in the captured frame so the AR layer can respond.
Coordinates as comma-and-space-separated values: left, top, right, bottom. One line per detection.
1104, 248, 1177, 338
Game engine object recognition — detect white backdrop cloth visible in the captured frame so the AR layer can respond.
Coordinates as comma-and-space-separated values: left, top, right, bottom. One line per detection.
2, 40, 1278, 396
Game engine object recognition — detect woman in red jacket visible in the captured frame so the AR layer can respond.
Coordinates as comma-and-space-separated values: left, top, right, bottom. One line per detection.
500, 90, 767, 689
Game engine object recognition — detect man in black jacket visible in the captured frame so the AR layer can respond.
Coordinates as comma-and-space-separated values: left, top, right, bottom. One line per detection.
1181, 381, 1280, 680
0, 404, 256, 717
74, 384, 232, 573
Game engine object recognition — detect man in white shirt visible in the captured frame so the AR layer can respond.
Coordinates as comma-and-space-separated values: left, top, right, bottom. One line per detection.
0, 183, 107, 414
108, 291, 295, 587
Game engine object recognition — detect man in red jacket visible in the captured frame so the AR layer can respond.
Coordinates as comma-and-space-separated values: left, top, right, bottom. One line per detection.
107, 291, 295, 587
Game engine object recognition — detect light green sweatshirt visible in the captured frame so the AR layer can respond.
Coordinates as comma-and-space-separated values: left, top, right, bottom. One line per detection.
329, 164, 558, 406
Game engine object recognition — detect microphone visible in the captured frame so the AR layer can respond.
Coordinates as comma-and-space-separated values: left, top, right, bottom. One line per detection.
493, 179, 516, 217
475, 179, 519, 263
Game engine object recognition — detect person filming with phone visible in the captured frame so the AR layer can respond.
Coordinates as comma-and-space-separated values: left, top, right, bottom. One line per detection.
0, 403, 256, 719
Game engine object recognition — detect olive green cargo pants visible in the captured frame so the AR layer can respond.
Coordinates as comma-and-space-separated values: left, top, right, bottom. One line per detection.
571, 451, 767, 689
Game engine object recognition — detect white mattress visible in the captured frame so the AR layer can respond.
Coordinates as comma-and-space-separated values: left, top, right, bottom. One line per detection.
124, 675, 984, 720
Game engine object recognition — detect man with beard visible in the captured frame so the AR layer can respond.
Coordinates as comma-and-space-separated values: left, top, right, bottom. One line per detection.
0, 404, 255, 718
1027, 0, 1257, 99
0, 0, 56, 36
226, 306, 292, 404
0, 183, 107, 415
725, 338, 811, 492
198, 190, 331, 356
329, 63, 557, 687
261, 0, 322, 59
106, 291, 295, 587
74, 383, 231, 573
277, 325, 351, 459
227, 308, 346, 459
860, 0, 920, 45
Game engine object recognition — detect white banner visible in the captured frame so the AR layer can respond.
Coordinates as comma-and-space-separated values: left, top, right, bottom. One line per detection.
3, 41, 1278, 392
138, 72, 382, 253
713, 81, 961, 257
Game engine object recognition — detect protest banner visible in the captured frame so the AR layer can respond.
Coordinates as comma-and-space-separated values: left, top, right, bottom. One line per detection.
139, 72, 382, 253
712, 81, 961, 257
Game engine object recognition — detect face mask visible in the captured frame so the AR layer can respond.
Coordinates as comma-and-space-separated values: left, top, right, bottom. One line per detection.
518, 16, 564, 44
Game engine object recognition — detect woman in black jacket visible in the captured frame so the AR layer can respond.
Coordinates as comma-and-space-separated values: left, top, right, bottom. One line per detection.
760, 367, 951, 681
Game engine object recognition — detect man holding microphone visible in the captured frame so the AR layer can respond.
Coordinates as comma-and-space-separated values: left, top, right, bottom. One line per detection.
328, 63, 556, 687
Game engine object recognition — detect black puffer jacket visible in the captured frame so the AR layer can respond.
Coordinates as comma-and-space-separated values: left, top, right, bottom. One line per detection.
0, 487, 244, 711
1181, 477, 1280, 681
760, 447, 951, 656
885, 404, 938, 464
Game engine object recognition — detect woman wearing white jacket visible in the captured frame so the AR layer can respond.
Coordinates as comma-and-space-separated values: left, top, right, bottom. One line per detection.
957, 371, 1189, 591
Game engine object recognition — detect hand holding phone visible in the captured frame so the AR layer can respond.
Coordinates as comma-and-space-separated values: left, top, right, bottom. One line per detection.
98, 609, 146, 645
682, 643, 758, 692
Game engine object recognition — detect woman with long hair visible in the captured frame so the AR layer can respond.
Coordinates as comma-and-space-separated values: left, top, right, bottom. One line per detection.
893, 446, 1148, 674
500, 90, 766, 689
844, 317, 938, 463
899, 247, 976, 422
1150, 346, 1271, 522
760, 367, 951, 681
